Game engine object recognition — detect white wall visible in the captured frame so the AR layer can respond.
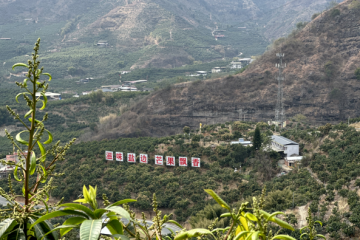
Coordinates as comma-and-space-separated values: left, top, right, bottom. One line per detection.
285, 145, 299, 157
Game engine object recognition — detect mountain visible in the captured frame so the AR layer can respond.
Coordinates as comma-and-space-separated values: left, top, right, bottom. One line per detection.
0, 0, 342, 80
88, 0, 360, 139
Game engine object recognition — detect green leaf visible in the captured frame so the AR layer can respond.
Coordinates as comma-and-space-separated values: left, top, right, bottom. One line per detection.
80, 220, 102, 240
106, 206, 130, 220
220, 213, 232, 218
271, 235, 297, 240
24, 109, 33, 118
299, 233, 308, 239
204, 189, 230, 211
23, 78, 28, 87
0, 219, 17, 238
7, 226, 25, 240
30, 210, 89, 229
37, 141, 46, 162
16, 131, 29, 146
107, 199, 137, 208
59, 203, 96, 219
244, 213, 258, 222
272, 218, 294, 231
12, 63, 29, 70
267, 212, 285, 222
42, 73, 52, 81
299, 226, 308, 234
15, 93, 22, 103
39, 165, 47, 183
29, 218, 52, 240
61, 217, 86, 236
43, 130, 53, 144
40, 225, 78, 240
14, 166, 21, 181
174, 229, 215, 240
167, 220, 184, 229
40, 93, 47, 110
30, 151, 36, 175
314, 221, 323, 227
260, 210, 294, 231
166, 227, 175, 236
93, 209, 107, 218
234, 231, 250, 240
112, 234, 130, 240
245, 232, 253, 240
315, 234, 326, 239
251, 232, 259, 240
106, 219, 123, 235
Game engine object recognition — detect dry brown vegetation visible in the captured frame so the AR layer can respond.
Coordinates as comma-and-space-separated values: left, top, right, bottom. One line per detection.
91, 0, 360, 140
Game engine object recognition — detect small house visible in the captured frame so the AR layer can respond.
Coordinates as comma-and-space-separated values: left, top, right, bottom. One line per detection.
97, 40, 108, 47
196, 71, 207, 76
101, 85, 122, 92
271, 135, 299, 158
82, 91, 93, 96
211, 67, 226, 73
35, 92, 61, 100
229, 62, 242, 69
284, 155, 303, 167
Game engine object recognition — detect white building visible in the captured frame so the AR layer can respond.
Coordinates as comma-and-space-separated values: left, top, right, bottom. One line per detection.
271, 135, 299, 158
35, 92, 61, 100
230, 58, 253, 69
284, 156, 303, 167
101, 85, 122, 92
231, 138, 252, 146
196, 71, 207, 76
230, 62, 242, 69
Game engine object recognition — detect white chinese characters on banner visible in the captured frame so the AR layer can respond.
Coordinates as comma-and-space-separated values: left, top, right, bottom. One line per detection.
140, 154, 148, 164
155, 155, 163, 165
166, 156, 175, 166
116, 152, 123, 162
105, 151, 113, 161
179, 157, 187, 167
191, 157, 200, 167
127, 153, 136, 163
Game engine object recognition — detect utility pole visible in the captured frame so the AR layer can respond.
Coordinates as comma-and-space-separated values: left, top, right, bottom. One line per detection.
275, 52, 286, 124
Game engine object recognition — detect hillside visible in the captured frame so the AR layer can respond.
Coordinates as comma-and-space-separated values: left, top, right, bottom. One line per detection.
0, 0, 342, 81
3, 117, 360, 238
89, 0, 360, 140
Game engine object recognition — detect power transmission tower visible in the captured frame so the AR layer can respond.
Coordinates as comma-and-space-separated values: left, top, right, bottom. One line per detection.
238, 109, 242, 121
275, 53, 286, 123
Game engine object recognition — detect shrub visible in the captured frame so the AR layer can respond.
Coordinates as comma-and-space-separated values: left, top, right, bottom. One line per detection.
312, 13, 320, 20
330, 8, 340, 18
338, 189, 349, 198
350, 0, 360, 9
324, 61, 334, 78
355, 67, 360, 80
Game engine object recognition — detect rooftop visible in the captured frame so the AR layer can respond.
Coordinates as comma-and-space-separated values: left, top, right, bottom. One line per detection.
271, 135, 298, 145
35, 92, 61, 97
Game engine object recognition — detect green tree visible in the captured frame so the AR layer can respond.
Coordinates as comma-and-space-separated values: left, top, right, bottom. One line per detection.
117, 61, 126, 68
183, 126, 190, 134
355, 67, 360, 80
253, 126, 261, 150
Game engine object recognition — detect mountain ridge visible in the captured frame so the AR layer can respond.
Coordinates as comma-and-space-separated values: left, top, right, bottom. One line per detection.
87, 0, 360, 140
